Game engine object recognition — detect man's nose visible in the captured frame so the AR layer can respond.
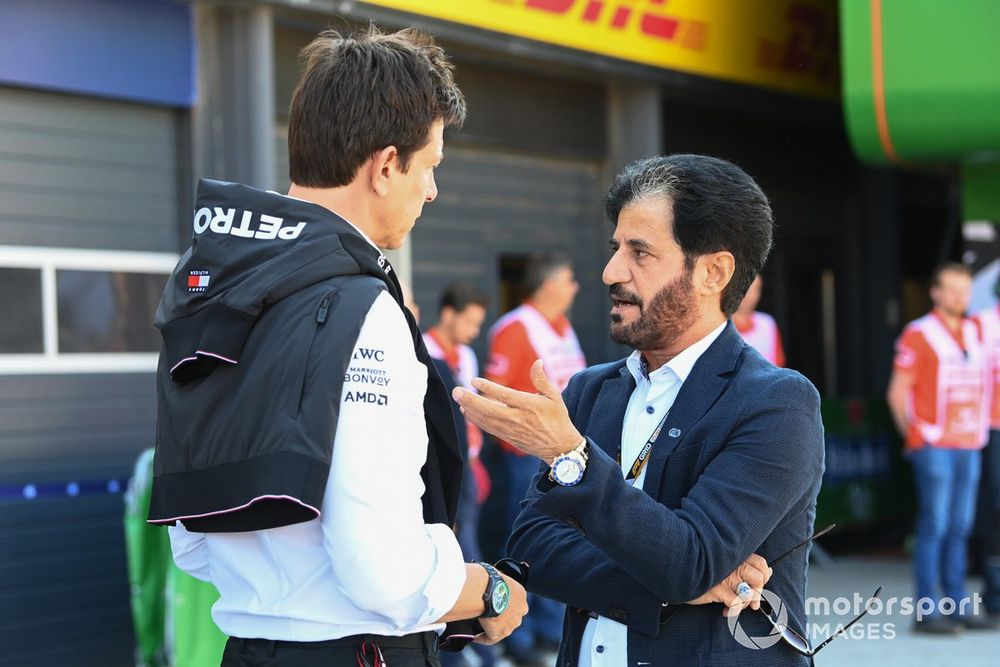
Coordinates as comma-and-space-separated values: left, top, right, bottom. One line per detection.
426, 174, 438, 203
603, 252, 627, 286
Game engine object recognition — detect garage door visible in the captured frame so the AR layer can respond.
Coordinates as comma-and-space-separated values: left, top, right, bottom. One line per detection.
0, 87, 182, 666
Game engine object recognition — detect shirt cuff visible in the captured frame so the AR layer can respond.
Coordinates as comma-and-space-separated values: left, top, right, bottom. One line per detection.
414, 523, 468, 626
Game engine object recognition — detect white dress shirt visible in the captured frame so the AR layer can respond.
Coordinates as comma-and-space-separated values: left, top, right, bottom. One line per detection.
167, 288, 467, 641
579, 322, 727, 667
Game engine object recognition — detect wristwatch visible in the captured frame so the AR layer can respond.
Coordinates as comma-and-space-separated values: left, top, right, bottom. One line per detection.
549, 438, 589, 486
479, 562, 510, 618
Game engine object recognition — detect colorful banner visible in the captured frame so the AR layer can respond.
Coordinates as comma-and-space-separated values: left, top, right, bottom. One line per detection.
362, 0, 839, 98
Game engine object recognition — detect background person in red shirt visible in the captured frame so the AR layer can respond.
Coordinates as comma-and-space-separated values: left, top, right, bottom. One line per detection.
733, 275, 785, 366
887, 262, 996, 634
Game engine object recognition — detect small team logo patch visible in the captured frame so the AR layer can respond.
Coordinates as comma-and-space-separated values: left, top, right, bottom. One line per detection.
187, 270, 210, 292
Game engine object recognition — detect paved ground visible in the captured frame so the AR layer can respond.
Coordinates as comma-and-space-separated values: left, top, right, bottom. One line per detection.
806, 555, 1000, 666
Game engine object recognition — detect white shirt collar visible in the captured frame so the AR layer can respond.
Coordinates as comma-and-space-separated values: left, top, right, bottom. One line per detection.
625, 321, 728, 385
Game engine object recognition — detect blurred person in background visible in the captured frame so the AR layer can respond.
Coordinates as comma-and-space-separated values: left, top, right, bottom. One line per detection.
424, 282, 493, 561
485, 253, 586, 665
887, 262, 997, 634
733, 274, 785, 366
455, 154, 820, 666
971, 282, 1000, 625
421, 282, 506, 667
151, 27, 527, 666
424, 282, 489, 395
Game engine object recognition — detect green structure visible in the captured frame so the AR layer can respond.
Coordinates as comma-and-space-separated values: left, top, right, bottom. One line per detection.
841, 0, 1000, 214
125, 449, 227, 667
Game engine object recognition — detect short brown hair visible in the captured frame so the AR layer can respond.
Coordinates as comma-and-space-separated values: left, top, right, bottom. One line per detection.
525, 252, 572, 296
439, 282, 489, 315
288, 26, 466, 187
931, 261, 971, 287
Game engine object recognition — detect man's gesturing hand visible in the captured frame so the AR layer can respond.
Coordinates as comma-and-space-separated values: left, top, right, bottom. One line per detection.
477, 575, 529, 645
452, 359, 583, 462
687, 554, 772, 617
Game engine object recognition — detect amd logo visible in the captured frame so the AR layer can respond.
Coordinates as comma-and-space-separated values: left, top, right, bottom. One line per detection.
345, 391, 388, 406
193, 207, 307, 240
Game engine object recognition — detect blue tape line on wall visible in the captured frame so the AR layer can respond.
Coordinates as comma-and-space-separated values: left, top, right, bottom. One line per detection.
0, 478, 129, 500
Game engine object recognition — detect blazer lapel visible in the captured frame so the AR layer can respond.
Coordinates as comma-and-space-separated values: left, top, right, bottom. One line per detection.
642, 322, 744, 495
588, 366, 636, 460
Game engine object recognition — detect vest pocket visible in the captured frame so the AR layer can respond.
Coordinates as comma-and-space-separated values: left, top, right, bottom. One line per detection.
293, 291, 337, 415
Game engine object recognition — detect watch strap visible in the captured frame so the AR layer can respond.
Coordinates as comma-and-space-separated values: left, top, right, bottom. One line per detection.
478, 562, 505, 618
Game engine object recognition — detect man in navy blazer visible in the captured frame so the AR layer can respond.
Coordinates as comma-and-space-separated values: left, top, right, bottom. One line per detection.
454, 155, 825, 666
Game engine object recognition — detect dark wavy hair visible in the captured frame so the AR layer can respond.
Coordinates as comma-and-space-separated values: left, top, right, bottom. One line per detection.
605, 154, 773, 316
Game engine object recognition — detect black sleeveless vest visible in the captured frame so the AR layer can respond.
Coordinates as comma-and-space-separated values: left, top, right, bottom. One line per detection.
149, 179, 462, 532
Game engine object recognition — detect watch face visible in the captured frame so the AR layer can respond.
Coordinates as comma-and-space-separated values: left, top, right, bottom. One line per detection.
555, 458, 582, 484
492, 580, 510, 614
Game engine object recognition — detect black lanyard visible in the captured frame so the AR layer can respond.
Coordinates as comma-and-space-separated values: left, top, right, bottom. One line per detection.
619, 409, 670, 484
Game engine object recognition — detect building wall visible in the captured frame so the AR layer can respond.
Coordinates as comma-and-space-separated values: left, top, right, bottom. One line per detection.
661, 101, 861, 394
414, 59, 608, 362
0, 87, 181, 666
0, 4, 190, 663
0, 374, 157, 666
410, 146, 605, 363
0, 88, 182, 250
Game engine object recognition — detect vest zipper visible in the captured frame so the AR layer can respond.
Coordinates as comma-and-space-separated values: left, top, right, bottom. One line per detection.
317, 295, 331, 323
298, 291, 336, 414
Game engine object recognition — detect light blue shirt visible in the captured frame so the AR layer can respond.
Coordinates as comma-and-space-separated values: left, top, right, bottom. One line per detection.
579, 321, 727, 667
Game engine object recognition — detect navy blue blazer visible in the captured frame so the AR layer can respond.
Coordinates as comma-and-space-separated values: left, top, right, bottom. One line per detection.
507, 322, 825, 666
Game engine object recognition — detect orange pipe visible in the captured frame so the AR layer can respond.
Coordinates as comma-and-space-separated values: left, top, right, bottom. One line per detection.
871, 0, 899, 162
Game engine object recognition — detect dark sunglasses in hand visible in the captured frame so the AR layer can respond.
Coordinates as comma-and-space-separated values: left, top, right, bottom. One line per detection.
494, 558, 529, 583
439, 559, 530, 653
754, 524, 883, 657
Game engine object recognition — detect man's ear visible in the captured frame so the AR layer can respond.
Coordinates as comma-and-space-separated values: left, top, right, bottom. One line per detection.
439, 305, 455, 326
369, 145, 398, 197
695, 251, 735, 297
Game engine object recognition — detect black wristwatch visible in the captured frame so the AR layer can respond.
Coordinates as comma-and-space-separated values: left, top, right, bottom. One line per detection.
478, 562, 510, 618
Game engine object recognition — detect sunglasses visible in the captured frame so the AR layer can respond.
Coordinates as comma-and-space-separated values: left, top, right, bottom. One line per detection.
439, 558, 530, 653
754, 524, 883, 657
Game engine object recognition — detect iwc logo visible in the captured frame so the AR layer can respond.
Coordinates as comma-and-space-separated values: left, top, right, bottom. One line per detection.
727, 589, 786, 650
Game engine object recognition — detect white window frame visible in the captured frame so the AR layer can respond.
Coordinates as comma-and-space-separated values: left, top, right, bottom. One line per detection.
0, 245, 178, 374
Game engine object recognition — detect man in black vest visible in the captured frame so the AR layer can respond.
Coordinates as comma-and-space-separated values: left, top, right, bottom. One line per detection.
151, 27, 527, 667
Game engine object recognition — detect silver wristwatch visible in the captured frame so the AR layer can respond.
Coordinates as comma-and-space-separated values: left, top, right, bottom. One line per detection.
549, 438, 589, 486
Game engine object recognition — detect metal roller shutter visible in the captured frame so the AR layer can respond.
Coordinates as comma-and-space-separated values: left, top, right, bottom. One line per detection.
0, 87, 181, 251
0, 87, 180, 666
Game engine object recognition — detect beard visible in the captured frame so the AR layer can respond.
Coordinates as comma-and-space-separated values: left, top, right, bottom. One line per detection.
609, 271, 698, 351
